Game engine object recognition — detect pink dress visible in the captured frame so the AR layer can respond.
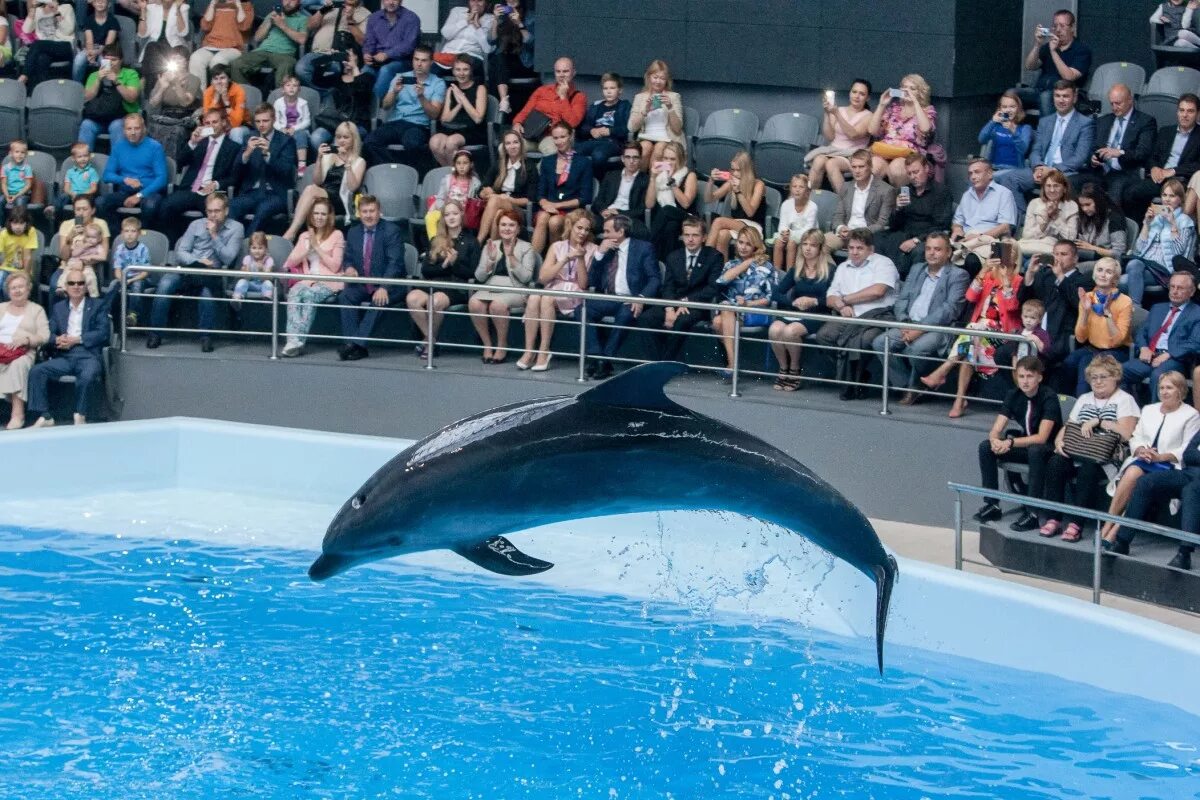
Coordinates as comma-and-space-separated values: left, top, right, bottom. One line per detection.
829, 108, 871, 150
545, 239, 596, 314
878, 100, 938, 154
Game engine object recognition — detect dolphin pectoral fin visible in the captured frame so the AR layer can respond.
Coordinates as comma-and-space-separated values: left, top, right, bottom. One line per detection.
577, 361, 690, 414
454, 536, 554, 576
873, 555, 899, 675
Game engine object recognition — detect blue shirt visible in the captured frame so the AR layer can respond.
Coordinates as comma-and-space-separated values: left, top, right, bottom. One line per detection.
65, 163, 100, 195
103, 136, 169, 198
112, 241, 150, 275
979, 121, 1033, 169
953, 182, 1017, 233
384, 72, 446, 125
1136, 207, 1196, 267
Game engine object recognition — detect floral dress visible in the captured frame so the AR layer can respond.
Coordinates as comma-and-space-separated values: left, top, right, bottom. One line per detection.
716, 258, 778, 327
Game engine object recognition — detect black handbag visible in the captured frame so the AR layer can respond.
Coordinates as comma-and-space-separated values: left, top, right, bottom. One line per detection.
521, 109, 551, 140
83, 82, 126, 125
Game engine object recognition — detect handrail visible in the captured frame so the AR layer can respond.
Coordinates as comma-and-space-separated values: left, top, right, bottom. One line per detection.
121, 264, 1032, 412
948, 481, 1200, 605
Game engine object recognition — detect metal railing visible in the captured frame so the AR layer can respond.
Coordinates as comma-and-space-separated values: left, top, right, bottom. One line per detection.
949, 481, 1200, 604
122, 265, 1035, 413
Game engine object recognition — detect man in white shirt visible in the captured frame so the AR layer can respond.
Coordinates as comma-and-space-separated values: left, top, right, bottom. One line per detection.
584, 214, 660, 378
591, 142, 650, 239
26, 266, 114, 428
157, 108, 240, 241
824, 149, 896, 253
814, 228, 900, 399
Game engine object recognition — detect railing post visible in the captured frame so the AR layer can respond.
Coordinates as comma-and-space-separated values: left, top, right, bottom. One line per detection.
729, 310, 741, 398
953, 491, 963, 571
879, 331, 891, 416
1092, 527, 1103, 605
119, 276, 128, 353
269, 279, 280, 360
424, 293, 435, 369
577, 297, 588, 382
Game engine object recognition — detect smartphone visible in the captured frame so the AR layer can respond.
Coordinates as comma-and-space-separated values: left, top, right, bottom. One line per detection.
198, 126, 214, 138
499, 3, 513, 12
888, 88, 903, 100
650, 95, 663, 110
273, 2, 283, 12
396, 75, 415, 87
653, 161, 670, 173
100, 58, 112, 71
989, 241, 1003, 260
711, 169, 731, 182
899, 186, 911, 200
824, 89, 835, 104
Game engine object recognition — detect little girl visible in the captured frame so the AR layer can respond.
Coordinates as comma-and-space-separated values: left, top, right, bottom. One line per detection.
273, 74, 312, 174
55, 223, 104, 297
772, 173, 819, 269
232, 232, 276, 308
0, 208, 37, 299
425, 150, 481, 239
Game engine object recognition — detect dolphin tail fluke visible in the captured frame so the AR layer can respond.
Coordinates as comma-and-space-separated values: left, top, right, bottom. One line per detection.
872, 555, 899, 675
454, 536, 554, 576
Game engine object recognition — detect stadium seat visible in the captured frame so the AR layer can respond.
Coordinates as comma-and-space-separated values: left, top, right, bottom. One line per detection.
763, 185, 782, 238
240, 83, 264, 114
753, 112, 820, 188
1145, 66, 1200, 98
1087, 62, 1147, 113
267, 86, 322, 118
1137, 93, 1181, 129
403, 242, 419, 277
1152, 19, 1200, 71
117, 16, 138, 66
810, 188, 837, 232
139, 230, 171, 268
692, 108, 759, 178
28, 80, 85, 156
363, 163, 419, 223
0, 78, 26, 146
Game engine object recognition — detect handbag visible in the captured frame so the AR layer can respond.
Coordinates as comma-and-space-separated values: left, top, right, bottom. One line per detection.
521, 109, 552, 140
463, 197, 485, 230
869, 141, 916, 160
0, 343, 27, 365
83, 83, 126, 126
1061, 420, 1126, 464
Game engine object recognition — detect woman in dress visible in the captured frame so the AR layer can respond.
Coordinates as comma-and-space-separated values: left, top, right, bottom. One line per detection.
476, 128, 538, 244
429, 55, 489, 167
408, 200, 481, 357
519, 208, 595, 371
470, 208, 536, 364
627, 59, 685, 171
281, 198, 345, 357
704, 150, 765, 258
867, 73, 936, 186
0, 274, 49, 430
283, 122, 366, 241
808, 78, 872, 192
644, 141, 697, 262
711, 225, 777, 378
768, 229, 832, 391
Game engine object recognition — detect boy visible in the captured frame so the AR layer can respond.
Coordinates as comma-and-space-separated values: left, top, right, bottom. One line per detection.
56, 142, 101, 224
111, 216, 151, 325
1, 140, 34, 225
1014, 298, 1052, 363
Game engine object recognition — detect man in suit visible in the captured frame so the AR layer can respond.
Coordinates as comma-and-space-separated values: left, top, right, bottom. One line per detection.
1017, 239, 1092, 369
1122, 93, 1200, 221
585, 214, 660, 378
638, 215, 723, 361
870, 232, 969, 404
25, 265, 115, 428
1123, 271, 1200, 400
156, 108, 241, 242
993, 81, 1095, 215
591, 142, 651, 240
229, 104, 298, 235
1073, 84, 1157, 202
338, 195, 406, 361
823, 148, 896, 253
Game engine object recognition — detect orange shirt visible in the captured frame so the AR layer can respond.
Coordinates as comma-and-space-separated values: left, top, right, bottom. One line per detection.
513, 83, 587, 130
200, 1, 254, 50
204, 82, 247, 129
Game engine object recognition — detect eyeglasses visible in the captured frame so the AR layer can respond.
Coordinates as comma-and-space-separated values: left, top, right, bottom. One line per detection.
621, 154, 641, 160
65, 280, 86, 286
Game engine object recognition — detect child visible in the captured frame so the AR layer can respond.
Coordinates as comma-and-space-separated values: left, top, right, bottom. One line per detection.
55, 223, 105, 297
57, 143, 101, 223
111, 217, 151, 325
231, 231, 276, 311
1151, 0, 1200, 50
0, 208, 37, 299
772, 173, 819, 269
1014, 298, 1051, 364
425, 150, 481, 239
2, 140, 34, 225
273, 75, 311, 175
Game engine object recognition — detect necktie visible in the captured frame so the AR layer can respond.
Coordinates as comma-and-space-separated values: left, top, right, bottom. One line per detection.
191, 139, 215, 192
363, 228, 375, 291
1106, 118, 1126, 172
686, 253, 696, 281
1048, 116, 1067, 164
1151, 305, 1181, 352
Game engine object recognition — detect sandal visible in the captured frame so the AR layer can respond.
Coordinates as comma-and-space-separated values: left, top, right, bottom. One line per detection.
782, 369, 802, 392
773, 373, 790, 390
948, 400, 968, 419
1039, 520, 1061, 538
1062, 523, 1082, 543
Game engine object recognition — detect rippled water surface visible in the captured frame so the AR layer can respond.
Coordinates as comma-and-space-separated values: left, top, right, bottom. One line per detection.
2, 526, 1198, 799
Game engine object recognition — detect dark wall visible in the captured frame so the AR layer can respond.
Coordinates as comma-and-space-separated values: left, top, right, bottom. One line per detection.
1078, 0, 1160, 73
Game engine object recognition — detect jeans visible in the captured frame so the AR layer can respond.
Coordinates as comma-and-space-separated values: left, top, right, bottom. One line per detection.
372, 61, 409, 98
78, 118, 126, 150
1123, 355, 1186, 401
574, 138, 621, 175
364, 119, 432, 168
72, 49, 99, 83
229, 188, 288, 235
97, 187, 163, 231
26, 350, 102, 417
1117, 468, 1200, 549
871, 329, 951, 389
1121, 258, 1171, 305
151, 269, 220, 332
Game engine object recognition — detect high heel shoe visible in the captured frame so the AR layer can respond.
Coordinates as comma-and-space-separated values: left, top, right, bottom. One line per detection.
530, 354, 552, 372
516, 354, 533, 370
948, 400, 968, 419
920, 372, 946, 390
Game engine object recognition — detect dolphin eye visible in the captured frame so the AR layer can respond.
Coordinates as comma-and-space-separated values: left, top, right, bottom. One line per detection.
351, 494, 366, 510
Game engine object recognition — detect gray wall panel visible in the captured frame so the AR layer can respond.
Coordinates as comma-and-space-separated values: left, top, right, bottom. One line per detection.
686, 22, 821, 88
818, 32, 957, 93
818, 0, 956, 34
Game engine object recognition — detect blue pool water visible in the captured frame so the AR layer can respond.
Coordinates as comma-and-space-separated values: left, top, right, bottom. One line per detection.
2, 526, 1199, 799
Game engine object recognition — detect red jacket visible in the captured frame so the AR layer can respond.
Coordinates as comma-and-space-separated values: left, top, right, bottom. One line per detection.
966, 273, 1023, 332
514, 83, 587, 130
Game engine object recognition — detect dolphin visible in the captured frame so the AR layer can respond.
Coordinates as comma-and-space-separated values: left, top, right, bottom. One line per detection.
309, 362, 899, 672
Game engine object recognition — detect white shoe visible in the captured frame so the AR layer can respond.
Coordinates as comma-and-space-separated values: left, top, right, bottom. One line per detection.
530, 355, 552, 372
5, 416, 23, 430
31, 416, 54, 428
281, 342, 304, 358
499, 97, 511, 114
73, 413, 86, 425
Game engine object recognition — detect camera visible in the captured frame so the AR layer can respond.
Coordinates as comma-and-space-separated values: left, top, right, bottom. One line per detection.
1037, 25, 1050, 37
499, 4, 513, 13
999, 111, 1011, 121
653, 161, 670, 173
273, 2, 283, 12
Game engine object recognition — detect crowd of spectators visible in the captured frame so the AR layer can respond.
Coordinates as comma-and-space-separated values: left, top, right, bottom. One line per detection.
4, 3, 1200, 569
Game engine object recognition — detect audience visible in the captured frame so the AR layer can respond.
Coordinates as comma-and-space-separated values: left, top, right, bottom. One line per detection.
364, 0, 423, 97
111, 217, 151, 326
1123, 177, 1195, 305
876, 154, 951, 276
808, 79, 872, 193
428, 55, 489, 167
530, 122, 593, 255
158, 108, 240, 242
951, 158, 1018, 274
274, 74, 313, 172
79, 44, 143, 151
54, 143, 101, 222
407, 200, 479, 358
137, 0, 193, 94
574, 72, 630, 172
229, 104, 297, 235
202, 66, 249, 144
710, 225, 776, 380
309, 50, 375, 152
519, 208, 594, 372
1078, 84, 1156, 204
767, 228, 832, 390
627, 60, 684, 172
1066, 257, 1132, 395
470, 208, 536, 364
295, 0, 368, 88
230, 0, 306, 89
978, 91, 1033, 171
867, 74, 936, 186
22, 0, 77, 88
1123, 271, 1200, 401
338, 195, 405, 361
189, 0, 253, 86
1017, 9, 1091, 118
424, 150, 480, 239
704, 151, 766, 258
97, 115, 169, 229
0, 273, 49, 430
512, 56, 586, 156
1126, 94, 1200, 221
73, 0, 119, 83
475, 129, 538, 244
639, 215, 722, 362
284, 122, 366, 242
1017, 168, 1078, 256
281, 197, 345, 357
823, 148, 896, 254
1017, 240, 1091, 368
435, 0, 492, 76
487, 0, 535, 116
365, 46, 446, 171
584, 213, 659, 378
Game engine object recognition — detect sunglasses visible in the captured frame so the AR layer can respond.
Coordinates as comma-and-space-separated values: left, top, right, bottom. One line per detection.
65, 280, 86, 286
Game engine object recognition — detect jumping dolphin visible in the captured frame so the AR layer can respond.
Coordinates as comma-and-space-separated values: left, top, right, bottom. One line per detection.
309, 362, 899, 672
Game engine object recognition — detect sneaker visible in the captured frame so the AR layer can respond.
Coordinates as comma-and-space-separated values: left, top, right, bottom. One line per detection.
1009, 510, 1039, 531
125, 311, 139, 327
499, 97, 511, 114
31, 416, 55, 428
972, 503, 1002, 523
72, 413, 86, 426
281, 342, 304, 358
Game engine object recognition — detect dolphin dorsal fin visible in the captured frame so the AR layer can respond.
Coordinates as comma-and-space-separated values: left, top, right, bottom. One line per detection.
577, 362, 690, 414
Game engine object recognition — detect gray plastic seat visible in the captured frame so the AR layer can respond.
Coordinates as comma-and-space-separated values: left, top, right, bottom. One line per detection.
0, 78, 26, 146
763, 185, 782, 238
239, 83, 264, 115
1138, 93, 1181, 129
364, 163, 420, 222
117, 16, 138, 65
693, 108, 760, 177
1146, 66, 1200, 98
29, 80, 85, 155
754, 112, 820, 187
1088, 62, 1147, 113
267, 86, 323, 119
810, 189, 838, 232
139, 230, 170, 268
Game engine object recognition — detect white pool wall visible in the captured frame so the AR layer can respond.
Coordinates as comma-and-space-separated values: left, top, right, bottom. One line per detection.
3, 418, 1198, 715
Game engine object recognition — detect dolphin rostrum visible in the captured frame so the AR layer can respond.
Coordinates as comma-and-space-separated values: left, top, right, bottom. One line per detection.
309, 362, 899, 672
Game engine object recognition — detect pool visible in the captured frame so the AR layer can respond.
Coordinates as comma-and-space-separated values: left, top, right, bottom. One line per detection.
2, 419, 1199, 798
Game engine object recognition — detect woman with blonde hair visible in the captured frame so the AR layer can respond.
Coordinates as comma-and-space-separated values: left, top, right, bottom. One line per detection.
868, 73, 936, 186
627, 59, 685, 171
712, 225, 777, 378
281, 197, 345, 358
408, 200, 480, 357
519, 208, 596, 371
283, 122, 366, 241
0, 273, 49, 430
1018, 168, 1078, 256
476, 128, 538, 243
768, 228, 832, 390
1065, 256, 1132, 395
645, 140, 697, 260
704, 150, 766, 258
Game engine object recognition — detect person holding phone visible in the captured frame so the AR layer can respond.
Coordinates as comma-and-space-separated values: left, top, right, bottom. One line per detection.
22, 0, 76, 88
867, 74, 936, 187
627, 59, 685, 172
78, 44, 143, 150
157, 108, 240, 241
363, 45, 446, 172
704, 151, 766, 258
230, 0, 306, 88
72, 0, 118, 83
1123, 177, 1196, 304
189, 0, 253, 86
486, 0, 535, 115
644, 141, 698, 262
808, 79, 872, 192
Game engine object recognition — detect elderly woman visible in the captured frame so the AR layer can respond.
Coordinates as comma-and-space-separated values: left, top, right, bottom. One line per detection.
283, 122, 366, 241
0, 273, 49, 430
408, 201, 480, 358
867, 74, 936, 186
1065, 257, 1132, 395
1038, 354, 1141, 542
711, 226, 777, 380
470, 209, 536, 364
1101, 371, 1200, 543
1018, 168, 1078, 256
808, 79, 872, 193
519, 208, 595, 371
1074, 183, 1127, 262
281, 198, 344, 358
768, 228, 832, 391
627, 60, 685, 171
